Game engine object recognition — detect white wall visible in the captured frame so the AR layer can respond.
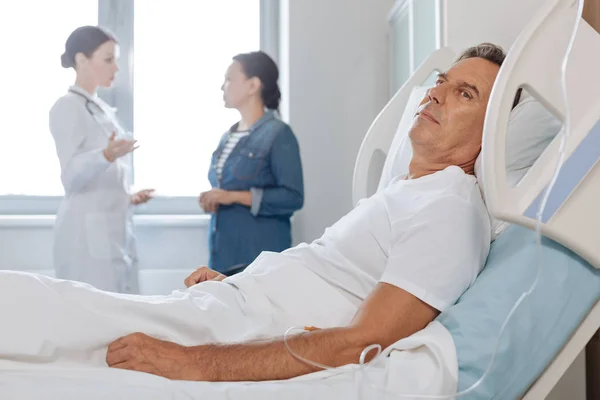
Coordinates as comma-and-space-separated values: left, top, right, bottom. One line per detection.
442, 0, 549, 52
281, 0, 395, 244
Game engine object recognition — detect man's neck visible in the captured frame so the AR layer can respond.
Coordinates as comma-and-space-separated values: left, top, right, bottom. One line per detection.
407, 155, 476, 179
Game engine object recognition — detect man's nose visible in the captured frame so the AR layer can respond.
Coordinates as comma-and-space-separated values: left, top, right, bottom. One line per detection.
428, 86, 444, 105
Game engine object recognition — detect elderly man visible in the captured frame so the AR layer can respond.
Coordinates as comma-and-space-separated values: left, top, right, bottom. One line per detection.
0, 43, 503, 383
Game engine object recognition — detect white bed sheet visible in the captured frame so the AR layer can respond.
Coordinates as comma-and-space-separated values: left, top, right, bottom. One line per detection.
0, 268, 458, 400
0, 367, 360, 400
0, 321, 456, 400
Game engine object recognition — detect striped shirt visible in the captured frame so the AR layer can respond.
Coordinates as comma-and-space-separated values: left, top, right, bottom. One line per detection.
216, 130, 249, 180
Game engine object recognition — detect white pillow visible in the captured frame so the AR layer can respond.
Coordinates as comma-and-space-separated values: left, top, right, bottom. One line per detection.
475, 90, 562, 239
379, 88, 562, 240
377, 86, 428, 191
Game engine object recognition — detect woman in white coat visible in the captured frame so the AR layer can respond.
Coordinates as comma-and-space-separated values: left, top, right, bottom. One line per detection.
49, 26, 153, 293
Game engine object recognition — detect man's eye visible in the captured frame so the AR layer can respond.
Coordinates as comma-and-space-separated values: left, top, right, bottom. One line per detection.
461, 90, 472, 99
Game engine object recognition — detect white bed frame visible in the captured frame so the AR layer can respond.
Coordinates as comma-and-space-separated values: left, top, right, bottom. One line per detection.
352, 0, 600, 397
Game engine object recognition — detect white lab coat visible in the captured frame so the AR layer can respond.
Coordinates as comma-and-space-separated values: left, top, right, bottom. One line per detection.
48, 85, 138, 293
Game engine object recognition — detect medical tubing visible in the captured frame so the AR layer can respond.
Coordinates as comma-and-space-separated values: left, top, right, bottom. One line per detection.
283, 326, 383, 370
283, 0, 584, 398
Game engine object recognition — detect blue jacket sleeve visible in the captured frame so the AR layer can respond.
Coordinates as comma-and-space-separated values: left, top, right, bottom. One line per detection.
250, 126, 304, 217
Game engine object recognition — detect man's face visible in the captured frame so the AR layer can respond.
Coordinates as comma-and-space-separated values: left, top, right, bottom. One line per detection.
409, 57, 500, 167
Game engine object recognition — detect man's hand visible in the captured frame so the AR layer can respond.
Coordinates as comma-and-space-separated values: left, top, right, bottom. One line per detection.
198, 189, 234, 213
184, 266, 226, 288
131, 189, 155, 205
106, 333, 202, 380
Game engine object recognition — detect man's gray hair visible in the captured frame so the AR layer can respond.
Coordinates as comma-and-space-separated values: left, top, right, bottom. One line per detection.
455, 43, 521, 107
455, 43, 506, 68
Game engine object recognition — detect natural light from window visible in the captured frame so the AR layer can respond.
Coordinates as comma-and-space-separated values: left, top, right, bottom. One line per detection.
133, 1, 260, 197
0, 1, 97, 196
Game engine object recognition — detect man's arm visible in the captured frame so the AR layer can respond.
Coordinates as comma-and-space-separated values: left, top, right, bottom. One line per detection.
106, 282, 438, 381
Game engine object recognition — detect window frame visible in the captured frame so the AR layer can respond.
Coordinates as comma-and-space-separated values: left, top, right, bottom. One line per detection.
1, 0, 279, 216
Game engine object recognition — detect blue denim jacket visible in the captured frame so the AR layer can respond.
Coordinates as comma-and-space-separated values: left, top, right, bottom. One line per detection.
207, 111, 304, 273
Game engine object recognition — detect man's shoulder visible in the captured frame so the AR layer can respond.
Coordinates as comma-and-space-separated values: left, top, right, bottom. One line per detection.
385, 166, 490, 235
385, 167, 482, 208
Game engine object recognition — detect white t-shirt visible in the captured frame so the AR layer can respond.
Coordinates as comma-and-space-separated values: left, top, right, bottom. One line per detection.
281, 166, 491, 312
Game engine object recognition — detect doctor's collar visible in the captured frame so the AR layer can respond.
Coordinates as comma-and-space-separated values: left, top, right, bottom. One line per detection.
69, 84, 98, 100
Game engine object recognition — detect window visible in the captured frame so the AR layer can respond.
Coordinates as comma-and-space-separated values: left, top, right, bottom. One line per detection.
133, 1, 261, 197
389, 0, 441, 93
0, 1, 98, 196
0, 1, 276, 214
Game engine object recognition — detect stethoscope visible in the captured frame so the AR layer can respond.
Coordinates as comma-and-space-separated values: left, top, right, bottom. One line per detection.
68, 89, 132, 140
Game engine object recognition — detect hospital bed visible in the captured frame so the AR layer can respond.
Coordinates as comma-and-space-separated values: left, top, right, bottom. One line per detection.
354, 0, 600, 397
1, 0, 599, 399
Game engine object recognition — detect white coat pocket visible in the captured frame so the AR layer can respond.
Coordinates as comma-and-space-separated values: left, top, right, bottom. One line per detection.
85, 212, 126, 260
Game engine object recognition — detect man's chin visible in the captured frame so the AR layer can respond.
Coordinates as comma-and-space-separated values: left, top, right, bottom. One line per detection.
408, 126, 438, 145
408, 124, 426, 138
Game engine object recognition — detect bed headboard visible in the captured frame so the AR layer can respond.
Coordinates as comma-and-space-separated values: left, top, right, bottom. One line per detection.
481, 0, 600, 269
352, 0, 600, 268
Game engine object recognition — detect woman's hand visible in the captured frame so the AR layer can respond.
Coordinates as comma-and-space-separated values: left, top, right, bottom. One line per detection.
184, 266, 226, 288
131, 189, 155, 205
104, 132, 138, 162
198, 189, 234, 213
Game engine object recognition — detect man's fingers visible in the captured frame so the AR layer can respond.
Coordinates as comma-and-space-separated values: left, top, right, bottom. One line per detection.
190, 269, 205, 283
107, 337, 129, 353
184, 272, 201, 287
210, 274, 226, 281
106, 347, 130, 366
185, 267, 216, 287
109, 360, 135, 370
111, 361, 154, 375
184, 275, 198, 287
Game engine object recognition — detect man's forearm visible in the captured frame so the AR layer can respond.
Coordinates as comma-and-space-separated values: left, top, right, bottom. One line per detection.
107, 284, 436, 381
189, 327, 368, 382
